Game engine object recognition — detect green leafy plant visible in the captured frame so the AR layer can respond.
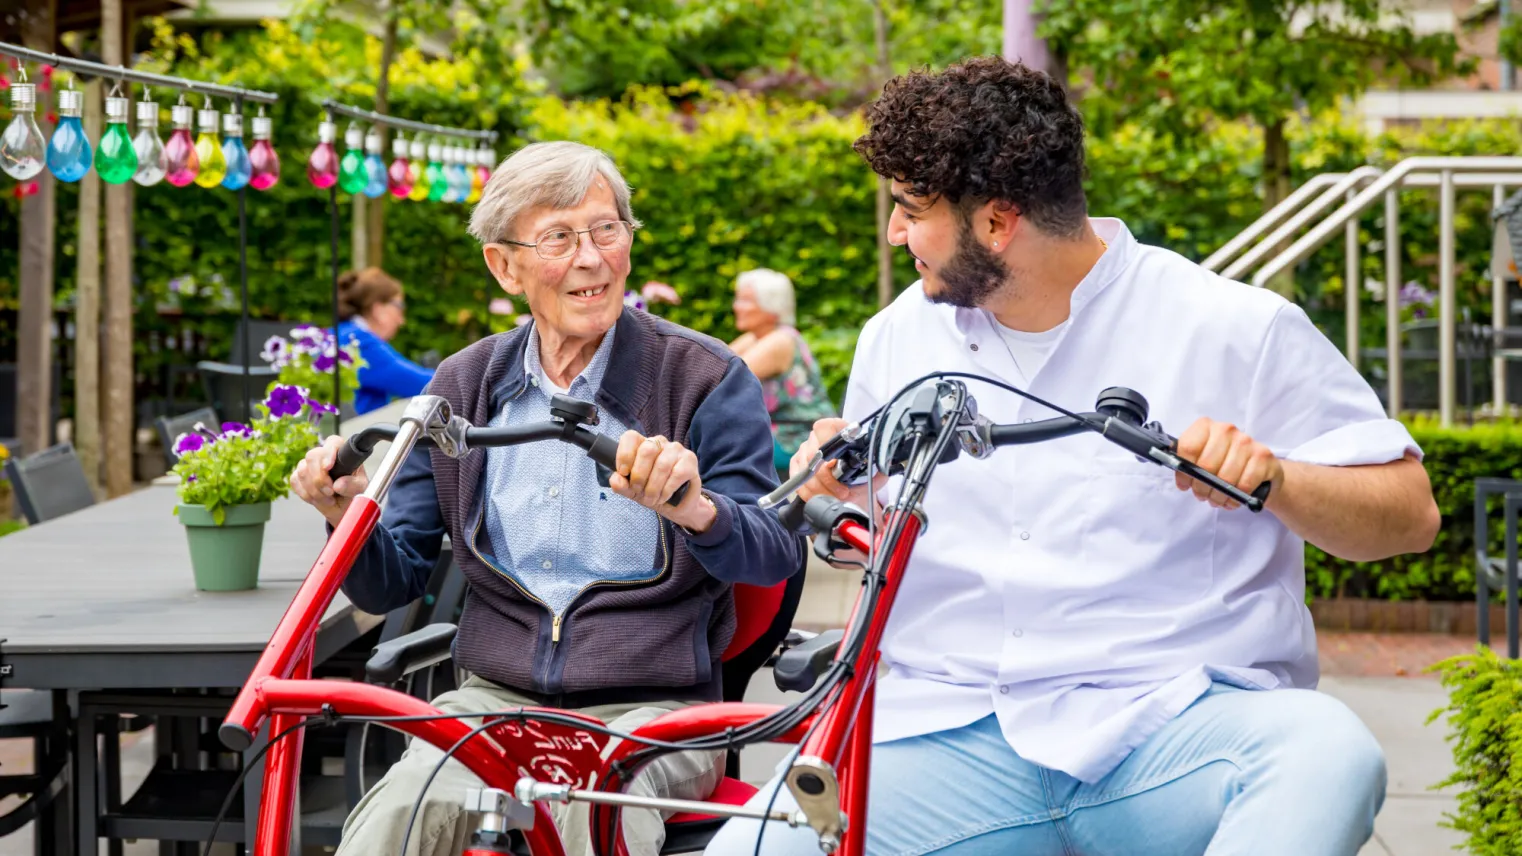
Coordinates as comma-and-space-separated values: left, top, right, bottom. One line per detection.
259, 325, 365, 408
1306, 418, 1522, 602
1429, 645, 1522, 854
169, 385, 328, 524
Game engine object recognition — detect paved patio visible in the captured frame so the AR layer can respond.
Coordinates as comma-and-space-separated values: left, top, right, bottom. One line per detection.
0, 561, 1486, 855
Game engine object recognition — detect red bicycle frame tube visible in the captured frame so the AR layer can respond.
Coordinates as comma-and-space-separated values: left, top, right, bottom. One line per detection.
222, 496, 384, 751
253, 679, 568, 856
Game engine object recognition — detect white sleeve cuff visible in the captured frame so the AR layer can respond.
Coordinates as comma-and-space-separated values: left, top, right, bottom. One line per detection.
1281, 418, 1422, 466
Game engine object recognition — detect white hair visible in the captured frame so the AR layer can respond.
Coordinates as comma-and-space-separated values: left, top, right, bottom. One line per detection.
737, 268, 795, 326
467, 141, 641, 244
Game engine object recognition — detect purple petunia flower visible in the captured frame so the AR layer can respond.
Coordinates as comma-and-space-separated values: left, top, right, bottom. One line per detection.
307, 399, 339, 415
260, 335, 290, 366
264, 384, 308, 419
338, 349, 354, 364
313, 353, 336, 372
173, 433, 205, 455
220, 422, 254, 438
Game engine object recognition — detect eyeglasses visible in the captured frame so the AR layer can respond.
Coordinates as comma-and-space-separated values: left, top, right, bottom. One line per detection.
502, 220, 635, 261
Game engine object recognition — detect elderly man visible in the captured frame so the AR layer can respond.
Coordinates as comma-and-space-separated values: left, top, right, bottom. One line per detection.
290, 141, 802, 856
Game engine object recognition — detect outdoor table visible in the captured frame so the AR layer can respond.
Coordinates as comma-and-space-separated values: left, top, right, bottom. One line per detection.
0, 399, 412, 854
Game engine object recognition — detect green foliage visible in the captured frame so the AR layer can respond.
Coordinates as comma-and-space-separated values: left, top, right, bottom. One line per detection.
0, 519, 24, 539
1042, 0, 1471, 135
1429, 645, 1522, 854
170, 394, 322, 524
512, 0, 1001, 102
1305, 419, 1522, 602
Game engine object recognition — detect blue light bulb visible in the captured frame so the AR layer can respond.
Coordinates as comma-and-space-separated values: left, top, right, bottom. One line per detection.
220, 113, 252, 190
45, 89, 92, 182
362, 128, 387, 198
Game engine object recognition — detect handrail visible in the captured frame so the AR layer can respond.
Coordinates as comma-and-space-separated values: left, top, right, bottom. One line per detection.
1251, 157, 1522, 287
1201, 173, 1348, 272
1221, 166, 1383, 281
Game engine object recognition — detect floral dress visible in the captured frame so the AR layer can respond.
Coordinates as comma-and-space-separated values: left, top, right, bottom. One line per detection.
760, 328, 836, 468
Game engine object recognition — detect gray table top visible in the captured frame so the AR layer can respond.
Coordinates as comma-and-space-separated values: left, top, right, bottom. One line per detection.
0, 485, 377, 655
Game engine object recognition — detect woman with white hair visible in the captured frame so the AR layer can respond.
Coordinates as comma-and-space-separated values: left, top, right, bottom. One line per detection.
291, 141, 801, 856
729, 268, 836, 470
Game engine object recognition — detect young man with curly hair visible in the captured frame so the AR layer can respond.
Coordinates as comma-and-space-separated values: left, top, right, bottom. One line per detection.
708, 57, 1439, 856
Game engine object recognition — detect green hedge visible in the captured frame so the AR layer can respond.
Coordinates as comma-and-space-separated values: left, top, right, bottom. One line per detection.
1307, 419, 1522, 602
1431, 645, 1522, 854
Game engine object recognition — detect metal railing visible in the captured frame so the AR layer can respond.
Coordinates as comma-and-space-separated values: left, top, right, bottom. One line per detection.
1212, 156, 1522, 426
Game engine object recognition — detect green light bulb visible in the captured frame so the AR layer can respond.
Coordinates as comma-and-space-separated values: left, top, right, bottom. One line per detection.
94, 96, 139, 184
193, 106, 226, 188
425, 140, 447, 201
337, 124, 367, 194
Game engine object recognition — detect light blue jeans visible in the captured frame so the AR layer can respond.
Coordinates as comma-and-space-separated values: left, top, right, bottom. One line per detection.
705, 684, 1386, 856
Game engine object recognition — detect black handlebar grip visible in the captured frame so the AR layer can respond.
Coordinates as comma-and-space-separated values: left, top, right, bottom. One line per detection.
582, 433, 688, 507
777, 496, 810, 533
328, 440, 369, 480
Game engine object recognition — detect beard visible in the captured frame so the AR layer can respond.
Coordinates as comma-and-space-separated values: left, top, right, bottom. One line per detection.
921, 219, 1010, 309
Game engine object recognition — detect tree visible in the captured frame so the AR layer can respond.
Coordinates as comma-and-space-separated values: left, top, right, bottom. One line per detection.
1040, 0, 1470, 212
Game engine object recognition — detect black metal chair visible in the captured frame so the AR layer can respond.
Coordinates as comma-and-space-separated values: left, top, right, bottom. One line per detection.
3, 442, 96, 525
196, 361, 278, 426
153, 407, 221, 468
0, 690, 71, 855
1475, 477, 1522, 658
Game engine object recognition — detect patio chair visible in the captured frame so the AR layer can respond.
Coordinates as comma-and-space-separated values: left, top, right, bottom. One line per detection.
3, 442, 96, 525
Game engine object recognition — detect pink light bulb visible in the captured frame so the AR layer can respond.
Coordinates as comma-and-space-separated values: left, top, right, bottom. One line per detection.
387, 134, 413, 199
248, 113, 280, 191
306, 119, 338, 189
163, 103, 200, 187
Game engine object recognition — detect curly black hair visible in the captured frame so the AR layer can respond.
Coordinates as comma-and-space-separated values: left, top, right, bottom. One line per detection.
853, 56, 1088, 237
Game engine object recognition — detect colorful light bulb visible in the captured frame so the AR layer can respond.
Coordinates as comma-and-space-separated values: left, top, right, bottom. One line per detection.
131, 98, 166, 186
450, 144, 471, 202
94, 95, 138, 185
405, 137, 429, 201
361, 127, 387, 199
337, 124, 366, 195
307, 119, 339, 189
0, 81, 46, 180
387, 133, 413, 199
220, 112, 251, 190
248, 112, 279, 191
164, 102, 200, 187
437, 144, 458, 202
192, 105, 226, 188
465, 144, 487, 204
425, 140, 447, 202
45, 88, 91, 182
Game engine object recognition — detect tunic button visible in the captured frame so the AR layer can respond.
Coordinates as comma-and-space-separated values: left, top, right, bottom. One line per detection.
542, 560, 553, 570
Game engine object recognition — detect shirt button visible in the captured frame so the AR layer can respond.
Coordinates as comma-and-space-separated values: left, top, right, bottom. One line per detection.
548, 486, 560, 498
1020, 531, 1030, 541
999, 685, 1010, 694
970, 343, 979, 352
541, 560, 553, 570
1013, 629, 1024, 638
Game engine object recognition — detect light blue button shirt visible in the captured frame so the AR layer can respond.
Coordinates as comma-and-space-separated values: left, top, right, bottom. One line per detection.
481, 325, 662, 618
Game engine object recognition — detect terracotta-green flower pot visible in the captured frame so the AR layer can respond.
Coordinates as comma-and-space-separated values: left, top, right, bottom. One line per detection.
177, 502, 270, 592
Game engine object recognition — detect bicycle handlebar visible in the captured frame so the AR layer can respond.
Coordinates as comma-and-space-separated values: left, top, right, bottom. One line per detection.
328, 405, 687, 507
762, 382, 1271, 533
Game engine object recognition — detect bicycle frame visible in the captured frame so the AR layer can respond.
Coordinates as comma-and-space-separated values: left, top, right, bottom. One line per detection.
220, 395, 905, 856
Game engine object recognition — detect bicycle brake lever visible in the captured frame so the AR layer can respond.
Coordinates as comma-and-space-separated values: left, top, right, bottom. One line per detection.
1099, 417, 1269, 512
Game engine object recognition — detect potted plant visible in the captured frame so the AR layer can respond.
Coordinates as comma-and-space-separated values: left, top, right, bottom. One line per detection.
259, 324, 364, 432
170, 385, 332, 591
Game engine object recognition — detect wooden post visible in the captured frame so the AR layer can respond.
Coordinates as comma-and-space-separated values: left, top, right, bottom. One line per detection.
17, 0, 56, 458
75, 77, 102, 495
873, 0, 893, 308
102, 0, 134, 496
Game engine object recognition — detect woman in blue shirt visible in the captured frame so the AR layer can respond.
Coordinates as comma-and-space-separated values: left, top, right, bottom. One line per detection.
335, 267, 434, 414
